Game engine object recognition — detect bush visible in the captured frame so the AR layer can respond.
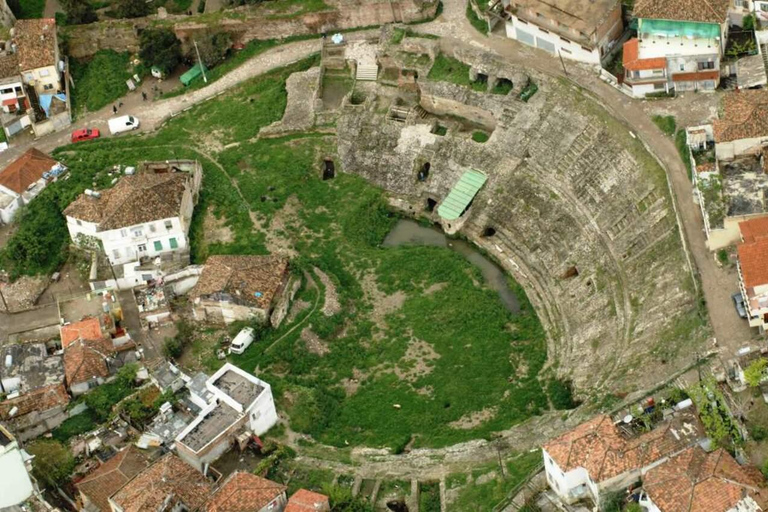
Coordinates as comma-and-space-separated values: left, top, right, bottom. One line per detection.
83, 364, 138, 421
164, 319, 194, 358
744, 14, 756, 31
116, 0, 150, 18
472, 131, 490, 143
675, 130, 693, 180
548, 379, 580, 410
61, 0, 97, 24
51, 411, 98, 442
26, 440, 75, 486
744, 358, 768, 387
519, 82, 538, 102
750, 424, 768, 442
197, 0, 206, 13
139, 27, 182, 75
652, 115, 676, 137
192, 30, 232, 68
70, 50, 133, 113
466, 0, 488, 35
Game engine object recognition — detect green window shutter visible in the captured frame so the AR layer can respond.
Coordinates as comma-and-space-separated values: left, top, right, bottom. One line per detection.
169, 237, 178, 249
154, 240, 162, 251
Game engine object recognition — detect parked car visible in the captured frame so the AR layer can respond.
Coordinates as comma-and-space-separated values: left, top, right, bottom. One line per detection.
71, 128, 100, 143
732, 292, 748, 319
108, 115, 140, 135
228, 327, 255, 355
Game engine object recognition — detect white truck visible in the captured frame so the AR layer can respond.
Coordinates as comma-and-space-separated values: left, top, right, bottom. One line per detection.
228, 327, 255, 355
108, 115, 140, 135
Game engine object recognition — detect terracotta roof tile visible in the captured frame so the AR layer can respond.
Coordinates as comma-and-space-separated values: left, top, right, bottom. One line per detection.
622, 38, 667, 71
740, 217, 768, 244
110, 453, 213, 512
0, 148, 57, 195
634, 0, 729, 23
738, 238, 768, 288
13, 19, 58, 71
63, 337, 113, 387
713, 90, 768, 143
76, 446, 152, 512
644, 447, 768, 512
286, 489, 330, 512
205, 472, 286, 512
60, 317, 103, 349
543, 413, 704, 482
64, 172, 189, 230
0, 383, 69, 419
672, 71, 720, 82
190, 255, 290, 310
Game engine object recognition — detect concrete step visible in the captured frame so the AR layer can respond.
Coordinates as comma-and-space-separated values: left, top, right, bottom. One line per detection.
356, 64, 378, 81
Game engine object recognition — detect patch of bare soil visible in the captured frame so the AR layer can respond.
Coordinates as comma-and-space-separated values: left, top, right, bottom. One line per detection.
394, 337, 440, 383
423, 282, 448, 295
200, 130, 226, 153
361, 272, 407, 330
314, 267, 341, 316
265, 195, 301, 257
340, 368, 368, 396
287, 299, 311, 324
301, 326, 329, 356
203, 206, 235, 244
0, 276, 49, 312
448, 407, 499, 430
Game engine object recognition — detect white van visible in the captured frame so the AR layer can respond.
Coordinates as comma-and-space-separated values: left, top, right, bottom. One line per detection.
228, 327, 255, 355
108, 115, 140, 135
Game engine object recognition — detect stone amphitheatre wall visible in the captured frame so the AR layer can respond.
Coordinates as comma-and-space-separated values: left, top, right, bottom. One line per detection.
336, 48, 705, 395
64, 0, 439, 58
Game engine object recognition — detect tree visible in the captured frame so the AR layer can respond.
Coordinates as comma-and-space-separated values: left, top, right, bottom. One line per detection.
191, 30, 232, 68
6, 0, 21, 18
116, 0, 150, 19
61, 0, 98, 24
139, 28, 182, 75
744, 14, 757, 32
744, 358, 768, 387
26, 440, 75, 487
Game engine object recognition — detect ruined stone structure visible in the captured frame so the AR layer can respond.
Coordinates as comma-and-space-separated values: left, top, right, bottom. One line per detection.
332, 45, 702, 392
0, 0, 15, 29
64, 0, 440, 58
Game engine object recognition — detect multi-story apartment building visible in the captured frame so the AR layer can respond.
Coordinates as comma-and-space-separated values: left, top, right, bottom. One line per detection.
497, 0, 624, 65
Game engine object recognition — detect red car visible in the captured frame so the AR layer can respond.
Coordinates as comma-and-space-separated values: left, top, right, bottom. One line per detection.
71, 128, 100, 143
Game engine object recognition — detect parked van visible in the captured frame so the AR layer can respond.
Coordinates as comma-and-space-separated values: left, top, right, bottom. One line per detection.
228, 327, 255, 355
108, 115, 140, 135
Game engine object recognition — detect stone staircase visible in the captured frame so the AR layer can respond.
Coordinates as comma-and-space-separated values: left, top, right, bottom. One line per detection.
356, 63, 379, 81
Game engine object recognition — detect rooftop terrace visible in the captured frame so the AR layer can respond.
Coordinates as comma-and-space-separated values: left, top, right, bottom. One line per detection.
178, 402, 240, 452
0, 343, 64, 393
722, 156, 768, 217
212, 369, 264, 408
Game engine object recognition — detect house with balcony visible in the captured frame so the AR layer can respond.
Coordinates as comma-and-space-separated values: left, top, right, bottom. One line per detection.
496, 0, 623, 65
64, 160, 202, 287
542, 409, 705, 507
622, 0, 730, 97
0, 148, 65, 224
0, 52, 30, 140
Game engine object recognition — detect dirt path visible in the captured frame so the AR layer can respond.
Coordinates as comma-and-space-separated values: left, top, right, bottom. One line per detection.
44, 0, 63, 18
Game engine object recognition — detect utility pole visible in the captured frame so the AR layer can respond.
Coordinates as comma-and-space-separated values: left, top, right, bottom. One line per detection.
193, 40, 207, 83
558, 49, 569, 78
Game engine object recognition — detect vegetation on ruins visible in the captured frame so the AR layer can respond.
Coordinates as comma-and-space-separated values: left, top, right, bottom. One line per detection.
26, 440, 76, 486
688, 379, 743, 450
139, 27, 183, 74
744, 358, 768, 388
70, 50, 134, 113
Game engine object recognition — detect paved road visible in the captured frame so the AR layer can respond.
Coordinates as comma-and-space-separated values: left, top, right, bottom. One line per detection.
0, 303, 59, 340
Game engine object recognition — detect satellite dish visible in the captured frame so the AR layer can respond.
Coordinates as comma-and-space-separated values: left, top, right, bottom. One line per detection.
623, 414, 633, 424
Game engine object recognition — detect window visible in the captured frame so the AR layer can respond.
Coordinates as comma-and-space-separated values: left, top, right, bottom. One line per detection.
24, 74, 32, 81
735, 0, 746, 7
580, 46, 591, 52
39, 69, 50, 77
0, 88, 11, 94
169, 237, 178, 249
679, 63, 685, 71
652, 69, 664, 76
112, 249, 120, 259
654, 83, 666, 90
164, 220, 173, 230
539, 27, 549, 34
43, 84, 53, 91
560, 36, 571, 44
149, 223, 156, 233
698, 61, 715, 70
154, 240, 163, 251
120, 229, 127, 237
137, 244, 146, 252
762, 3, 768, 11
132, 228, 143, 237
76, 219, 82, 226
141, 274, 153, 281
518, 17, 528, 24
561, 47, 571, 54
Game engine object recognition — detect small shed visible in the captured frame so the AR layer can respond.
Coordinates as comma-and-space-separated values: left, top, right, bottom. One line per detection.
180, 63, 208, 86
437, 169, 487, 221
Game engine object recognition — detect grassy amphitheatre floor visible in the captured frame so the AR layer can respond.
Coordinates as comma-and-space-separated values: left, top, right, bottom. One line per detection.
2, 56, 571, 450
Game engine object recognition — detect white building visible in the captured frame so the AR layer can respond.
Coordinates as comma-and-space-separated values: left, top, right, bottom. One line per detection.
0, 148, 63, 224
496, 0, 623, 65
622, 0, 729, 97
175, 363, 278, 472
713, 90, 768, 161
0, 423, 35, 509
64, 161, 201, 280
542, 411, 705, 508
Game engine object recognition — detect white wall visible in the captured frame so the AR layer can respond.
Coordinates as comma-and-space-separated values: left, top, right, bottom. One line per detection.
504, 18, 601, 64
716, 136, 768, 160
543, 448, 598, 504
0, 442, 34, 508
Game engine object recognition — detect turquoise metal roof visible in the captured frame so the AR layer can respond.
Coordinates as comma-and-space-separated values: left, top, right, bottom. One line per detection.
638, 18, 720, 40
437, 170, 487, 221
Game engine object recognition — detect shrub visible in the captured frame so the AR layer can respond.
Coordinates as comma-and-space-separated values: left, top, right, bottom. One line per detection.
745, 358, 768, 387
70, 50, 133, 113
466, 0, 488, 35
139, 27, 182, 75
519, 82, 538, 102
197, 0, 206, 13
164, 319, 194, 358
548, 379, 580, 410
51, 411, 98, 442
192, 30, 232, 68
116, 0, 150, 18
751, 424, 768, 442
61, 0, 97, 24
472, 131, 490, 143
675, 130, 693, 180
26, 440, 75, 486
652, 115, 676, 137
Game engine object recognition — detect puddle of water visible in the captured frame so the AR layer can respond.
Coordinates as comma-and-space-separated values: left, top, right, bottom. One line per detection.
383, 220, 521, 314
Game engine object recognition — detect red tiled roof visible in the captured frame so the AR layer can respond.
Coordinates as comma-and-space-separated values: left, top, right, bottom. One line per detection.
76, 446, 152, 512
110, 454, 213, 512
13, 19, 57, 71
738, 238, 768, 288
0, 148, 57, 195
634, 0, 729, 24
543, 413, 704, 483
63, 337, 113, 387
286, 489, 330, 512
622, 38, 667, 71
205, 472, 286, 512
643, 446, 768, 512
713, 90, 768, 143
60, 317, 103, 349
672, 71, 720, 82
740, 217, 768, 244
0, 383, 69, 419
695, 163, 716, 174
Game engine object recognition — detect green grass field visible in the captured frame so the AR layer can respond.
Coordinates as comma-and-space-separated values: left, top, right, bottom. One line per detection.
4, 55, 556, 450
70, 50, 134, 114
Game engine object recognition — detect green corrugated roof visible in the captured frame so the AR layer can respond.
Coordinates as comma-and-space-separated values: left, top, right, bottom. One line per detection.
180, 63, 208, 86
638, 18, 720, 39
437, 170, 487, 221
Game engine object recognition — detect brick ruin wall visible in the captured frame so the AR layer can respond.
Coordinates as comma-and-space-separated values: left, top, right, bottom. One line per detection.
64, 0, 439, 58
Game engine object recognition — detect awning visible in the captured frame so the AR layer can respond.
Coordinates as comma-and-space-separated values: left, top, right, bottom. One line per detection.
437, 169, 487, 221
2, 98, 17, 106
